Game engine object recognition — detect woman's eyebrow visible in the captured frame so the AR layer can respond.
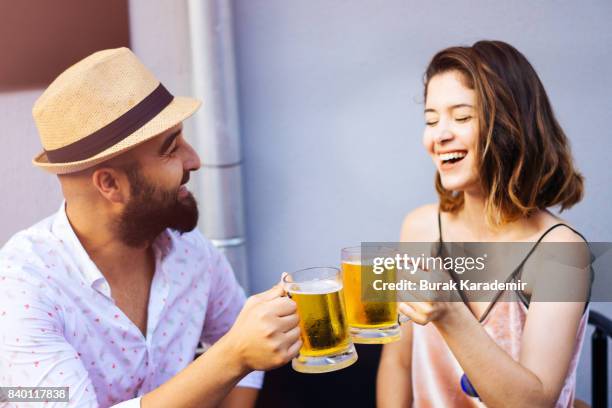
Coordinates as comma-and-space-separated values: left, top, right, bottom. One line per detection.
450, 103, 474, 110
158, 129, 181, 154
424, 103, 474, 113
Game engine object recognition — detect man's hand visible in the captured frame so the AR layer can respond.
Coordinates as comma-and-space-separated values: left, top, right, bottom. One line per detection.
224, 277, 302, 371
142, 277, 301, 408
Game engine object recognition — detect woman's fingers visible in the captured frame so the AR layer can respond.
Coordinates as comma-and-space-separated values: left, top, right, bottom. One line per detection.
399, 301, 446, 325
399, 302, 432, 325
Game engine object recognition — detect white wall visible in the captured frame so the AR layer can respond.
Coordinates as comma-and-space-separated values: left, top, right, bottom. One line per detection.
0, 0, 195, 246
0, 89, 63, 244
231, 1, 612, 404
128, 0, 193, 98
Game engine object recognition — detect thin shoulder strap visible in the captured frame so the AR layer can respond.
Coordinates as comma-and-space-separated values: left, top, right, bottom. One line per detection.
437, 210, 443, 243
436, 209, 444, 257
437, 210, 471, 304
513, 222, 592, 312
466, 221, 588, 322
535, 223, 580, 245
476, 223, 584, 322
512, 223, 586, 278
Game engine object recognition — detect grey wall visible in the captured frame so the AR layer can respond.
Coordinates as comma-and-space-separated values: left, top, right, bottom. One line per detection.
232, 0, 612, 404
1, 0, 610, 404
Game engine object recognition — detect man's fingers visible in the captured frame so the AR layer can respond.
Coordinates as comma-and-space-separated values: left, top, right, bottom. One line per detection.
258, 282, 286, 301
286, 338, 303, 359
282, 325, 301, 345
258, 273, 292, 301
268, 296, 297, 316
278, 313, 300, 332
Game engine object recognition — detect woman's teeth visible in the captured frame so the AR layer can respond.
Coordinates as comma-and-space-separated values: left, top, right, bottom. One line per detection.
439, 151, 467, 163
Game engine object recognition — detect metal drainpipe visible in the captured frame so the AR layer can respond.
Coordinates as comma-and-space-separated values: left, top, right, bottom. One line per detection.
186, 0, 249, 292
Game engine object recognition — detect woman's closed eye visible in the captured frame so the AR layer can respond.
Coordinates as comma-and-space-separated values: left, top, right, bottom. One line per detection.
455, 116, 472, 123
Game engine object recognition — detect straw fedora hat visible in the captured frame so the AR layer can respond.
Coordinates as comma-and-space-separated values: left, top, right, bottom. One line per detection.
32, 47, 201, 174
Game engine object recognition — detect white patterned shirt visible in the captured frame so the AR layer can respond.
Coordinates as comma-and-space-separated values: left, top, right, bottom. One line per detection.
0, 203, 262, 407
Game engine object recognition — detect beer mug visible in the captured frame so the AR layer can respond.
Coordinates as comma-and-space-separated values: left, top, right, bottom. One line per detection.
341, 246, 401, 344
283, 267, 358, 373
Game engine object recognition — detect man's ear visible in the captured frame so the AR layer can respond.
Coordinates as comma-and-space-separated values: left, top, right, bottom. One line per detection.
91, 167, 129, 204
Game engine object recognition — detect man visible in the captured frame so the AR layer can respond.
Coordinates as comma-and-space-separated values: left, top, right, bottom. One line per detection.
0, 48, 301, 407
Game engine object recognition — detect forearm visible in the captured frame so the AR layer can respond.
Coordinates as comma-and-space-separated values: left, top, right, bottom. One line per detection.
377, 359, 412, 407
219, 387, 259, 408
141, 335, 250, 408
434, 304, 553, 407
377, 338, 413, 408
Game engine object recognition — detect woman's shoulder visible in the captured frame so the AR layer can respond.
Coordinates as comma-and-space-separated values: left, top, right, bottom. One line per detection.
400, 203, 440, 242
534, 211, 586, 244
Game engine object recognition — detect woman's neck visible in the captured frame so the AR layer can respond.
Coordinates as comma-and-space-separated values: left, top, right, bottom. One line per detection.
457, 191, 544, 241
459, 191, 493, 240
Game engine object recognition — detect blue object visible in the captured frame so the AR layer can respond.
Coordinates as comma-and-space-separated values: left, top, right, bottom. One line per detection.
460, 373, 480, 399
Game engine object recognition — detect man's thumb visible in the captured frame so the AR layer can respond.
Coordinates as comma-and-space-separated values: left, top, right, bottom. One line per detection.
260, 273, 288, 301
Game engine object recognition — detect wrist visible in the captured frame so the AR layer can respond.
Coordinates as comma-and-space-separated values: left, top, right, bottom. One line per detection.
434, 302, 470, 332
214, 332, 252, 377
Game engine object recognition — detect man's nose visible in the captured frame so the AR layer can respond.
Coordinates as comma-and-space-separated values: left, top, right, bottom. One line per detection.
183, 142, 201, 172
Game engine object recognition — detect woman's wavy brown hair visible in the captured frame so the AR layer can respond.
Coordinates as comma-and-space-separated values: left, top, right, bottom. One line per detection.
424, 40, 583, 225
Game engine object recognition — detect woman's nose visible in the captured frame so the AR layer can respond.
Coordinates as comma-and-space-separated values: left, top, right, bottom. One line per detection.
434, 129, 454, 144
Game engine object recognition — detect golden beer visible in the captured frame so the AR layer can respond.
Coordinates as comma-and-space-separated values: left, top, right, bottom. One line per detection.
342, 261, 398, 329
284, 267, 358, 373
341, 246, 401, 344
290, 280, 350, 357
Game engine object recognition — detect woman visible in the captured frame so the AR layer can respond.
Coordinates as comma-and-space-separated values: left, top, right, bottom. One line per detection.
377, 40, 591, 407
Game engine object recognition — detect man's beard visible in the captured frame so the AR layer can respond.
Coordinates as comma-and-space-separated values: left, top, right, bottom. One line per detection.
114, 164, 199, 247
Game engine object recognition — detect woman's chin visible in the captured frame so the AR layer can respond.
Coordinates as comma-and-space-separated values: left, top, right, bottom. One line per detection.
439, 176, 477, 193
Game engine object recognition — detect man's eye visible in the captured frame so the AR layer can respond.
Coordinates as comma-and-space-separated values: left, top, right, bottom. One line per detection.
164, 146, 178, 156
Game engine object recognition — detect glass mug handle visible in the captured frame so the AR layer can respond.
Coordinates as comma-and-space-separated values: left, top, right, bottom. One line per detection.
398, 312, 411, 324
281, 272, 292, 298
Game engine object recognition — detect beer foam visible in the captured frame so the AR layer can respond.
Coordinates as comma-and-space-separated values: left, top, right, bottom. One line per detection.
342, 260, 374, 266
289, 279, 342, 295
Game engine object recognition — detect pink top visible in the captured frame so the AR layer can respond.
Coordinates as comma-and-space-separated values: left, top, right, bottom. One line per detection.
411, 283, 588, 407
0, 203, 262, 407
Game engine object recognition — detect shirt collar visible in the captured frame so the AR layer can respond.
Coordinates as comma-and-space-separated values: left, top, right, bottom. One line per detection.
152, 228, 174, 260
50, 201, 173, 292
52, 201, 107, 290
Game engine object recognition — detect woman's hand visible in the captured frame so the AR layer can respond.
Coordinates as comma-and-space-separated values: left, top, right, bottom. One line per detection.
397, 260, 460, 326
399, 300, 459, 325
